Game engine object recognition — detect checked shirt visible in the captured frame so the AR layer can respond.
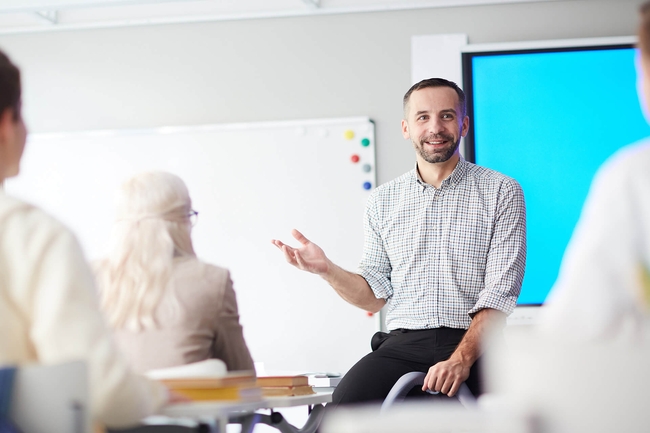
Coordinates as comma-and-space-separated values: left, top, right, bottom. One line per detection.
358, 157, 526, 331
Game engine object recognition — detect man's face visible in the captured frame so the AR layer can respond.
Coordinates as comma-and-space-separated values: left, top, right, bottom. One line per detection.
639, 55, 650, 123
0, 104, 27, 179
401, 86, 469, 164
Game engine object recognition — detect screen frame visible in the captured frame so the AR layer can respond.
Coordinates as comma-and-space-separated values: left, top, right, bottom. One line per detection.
462, 35, 637, 164
460, 35, 637, 313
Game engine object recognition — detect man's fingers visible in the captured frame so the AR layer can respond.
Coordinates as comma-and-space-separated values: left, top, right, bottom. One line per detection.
424, 367, 444, 392
422, 372, 432, 391
274, 234, 317, 272
440, 377, 454, 396
281, 245, 298, 265
433, 374, 444, 393
446, 380, 460, 397
424, 368, 443, 392
431, 369, 448, 394
291, 228, 311, 246
422, 369, 461, 396
294, 250, 308, 270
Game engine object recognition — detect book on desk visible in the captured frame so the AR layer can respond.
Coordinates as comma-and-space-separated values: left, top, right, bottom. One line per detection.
257, 375, 315, 397
158, 371, 256, 388
255, 369, 342, 389
171, 384, 262, 402
261, 385, 315, 397
145, 361, 351, 402
146, 359, 261, 402
257, 376, 309, 387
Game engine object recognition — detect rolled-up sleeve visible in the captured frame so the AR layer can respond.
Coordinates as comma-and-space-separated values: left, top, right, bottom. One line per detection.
357, 192, 393, 300
469, 178, 527, 316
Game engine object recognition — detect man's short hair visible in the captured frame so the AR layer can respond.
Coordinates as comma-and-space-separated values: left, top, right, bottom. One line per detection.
403, 78, 466, 119
0, 49, 21, 120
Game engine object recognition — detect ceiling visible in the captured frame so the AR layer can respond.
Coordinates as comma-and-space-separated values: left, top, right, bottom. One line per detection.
0, 0, 569, 34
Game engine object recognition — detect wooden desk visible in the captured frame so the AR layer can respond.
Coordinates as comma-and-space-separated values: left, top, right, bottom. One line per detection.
159, 391, 333, 433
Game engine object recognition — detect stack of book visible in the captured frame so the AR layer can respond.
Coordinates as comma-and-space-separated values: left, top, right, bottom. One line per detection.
146, 359, 261, 402
257, 375, 316, 397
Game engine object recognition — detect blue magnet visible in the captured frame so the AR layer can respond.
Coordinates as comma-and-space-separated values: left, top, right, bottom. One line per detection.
362, 164, 372, 173
363, 181, 372, 190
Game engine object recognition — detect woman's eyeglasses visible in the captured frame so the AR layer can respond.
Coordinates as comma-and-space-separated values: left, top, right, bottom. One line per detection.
187, 210, 199, 227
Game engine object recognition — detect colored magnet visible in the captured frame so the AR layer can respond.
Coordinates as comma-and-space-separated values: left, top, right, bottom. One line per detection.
361, 138, 370, 147
344, 130, 355, 140
350, 154, 360, 163
366, 311, 374, 317
363, 182, 372, 190
362, 164, 372, 173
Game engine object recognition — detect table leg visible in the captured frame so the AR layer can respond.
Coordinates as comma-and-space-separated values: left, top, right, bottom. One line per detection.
233, 404, 325, 433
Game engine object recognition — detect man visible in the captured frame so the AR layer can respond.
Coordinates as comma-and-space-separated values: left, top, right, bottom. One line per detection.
540, 2, 650, 341
273, 77, 526, 406
0, 49, 176, 428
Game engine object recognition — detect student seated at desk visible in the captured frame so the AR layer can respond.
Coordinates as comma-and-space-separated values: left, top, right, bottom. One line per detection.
0, 50, 171, 429
95, 171, 255, 374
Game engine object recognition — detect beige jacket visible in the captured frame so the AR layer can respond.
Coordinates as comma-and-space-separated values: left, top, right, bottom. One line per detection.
0, 192, 167, 428
98, 257, 255, 374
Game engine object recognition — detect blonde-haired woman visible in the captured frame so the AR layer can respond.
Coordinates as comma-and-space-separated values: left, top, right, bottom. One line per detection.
96, 171, 254, 373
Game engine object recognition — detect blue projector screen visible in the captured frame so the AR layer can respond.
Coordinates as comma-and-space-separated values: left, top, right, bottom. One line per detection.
462, 43, 650, 305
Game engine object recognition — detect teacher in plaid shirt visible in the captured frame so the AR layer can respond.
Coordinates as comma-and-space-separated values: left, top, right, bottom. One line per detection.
273, 78, 526, 406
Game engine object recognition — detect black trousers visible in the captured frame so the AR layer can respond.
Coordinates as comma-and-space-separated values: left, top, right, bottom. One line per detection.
329, 327, 483, 407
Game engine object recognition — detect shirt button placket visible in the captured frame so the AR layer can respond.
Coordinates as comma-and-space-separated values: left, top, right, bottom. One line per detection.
431, 187, 441, 328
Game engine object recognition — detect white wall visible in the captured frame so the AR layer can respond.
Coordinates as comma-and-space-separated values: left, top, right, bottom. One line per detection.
0, 0, 644, 343
0, 0, 643, 185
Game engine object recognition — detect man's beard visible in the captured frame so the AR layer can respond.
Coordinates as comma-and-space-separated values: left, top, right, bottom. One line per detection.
413, 133, 461, 164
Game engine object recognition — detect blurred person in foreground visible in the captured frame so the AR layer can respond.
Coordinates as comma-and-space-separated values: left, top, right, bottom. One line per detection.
0, 49, 173, 429
540, 2, 650, 340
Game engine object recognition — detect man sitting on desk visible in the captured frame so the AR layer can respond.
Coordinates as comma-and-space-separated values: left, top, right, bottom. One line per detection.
272, 78, 526, 405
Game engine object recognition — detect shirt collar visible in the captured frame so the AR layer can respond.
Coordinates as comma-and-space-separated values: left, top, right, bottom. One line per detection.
413, 155, 468, 189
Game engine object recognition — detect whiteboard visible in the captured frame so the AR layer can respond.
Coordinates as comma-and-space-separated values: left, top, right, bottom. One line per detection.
6, 117, 378, 374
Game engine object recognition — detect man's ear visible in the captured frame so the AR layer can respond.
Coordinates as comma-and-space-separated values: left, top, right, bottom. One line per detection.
401, 119, 410, 140
0, 108, 13, 179
0, 107, 15, 144
461, 115, 469, 138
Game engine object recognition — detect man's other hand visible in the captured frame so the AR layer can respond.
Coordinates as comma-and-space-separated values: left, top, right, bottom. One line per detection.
422, 356, 470, 397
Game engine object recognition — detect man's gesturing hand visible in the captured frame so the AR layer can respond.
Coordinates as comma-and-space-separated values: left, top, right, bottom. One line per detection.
271, 229, 330, 275
422, 356, 470, 397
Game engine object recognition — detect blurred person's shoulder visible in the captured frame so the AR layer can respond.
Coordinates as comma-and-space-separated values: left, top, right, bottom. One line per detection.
172, 256, 230, 287
0, 192, 79, 251
601, 139, 650, 179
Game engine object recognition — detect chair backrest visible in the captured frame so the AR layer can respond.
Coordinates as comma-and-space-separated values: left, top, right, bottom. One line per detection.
10, 361, 91, 433
484, 328, 650, 433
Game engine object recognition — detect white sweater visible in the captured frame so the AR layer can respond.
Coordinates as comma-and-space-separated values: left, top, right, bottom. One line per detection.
541, 140, 650, 341
0, 192, 167, 428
